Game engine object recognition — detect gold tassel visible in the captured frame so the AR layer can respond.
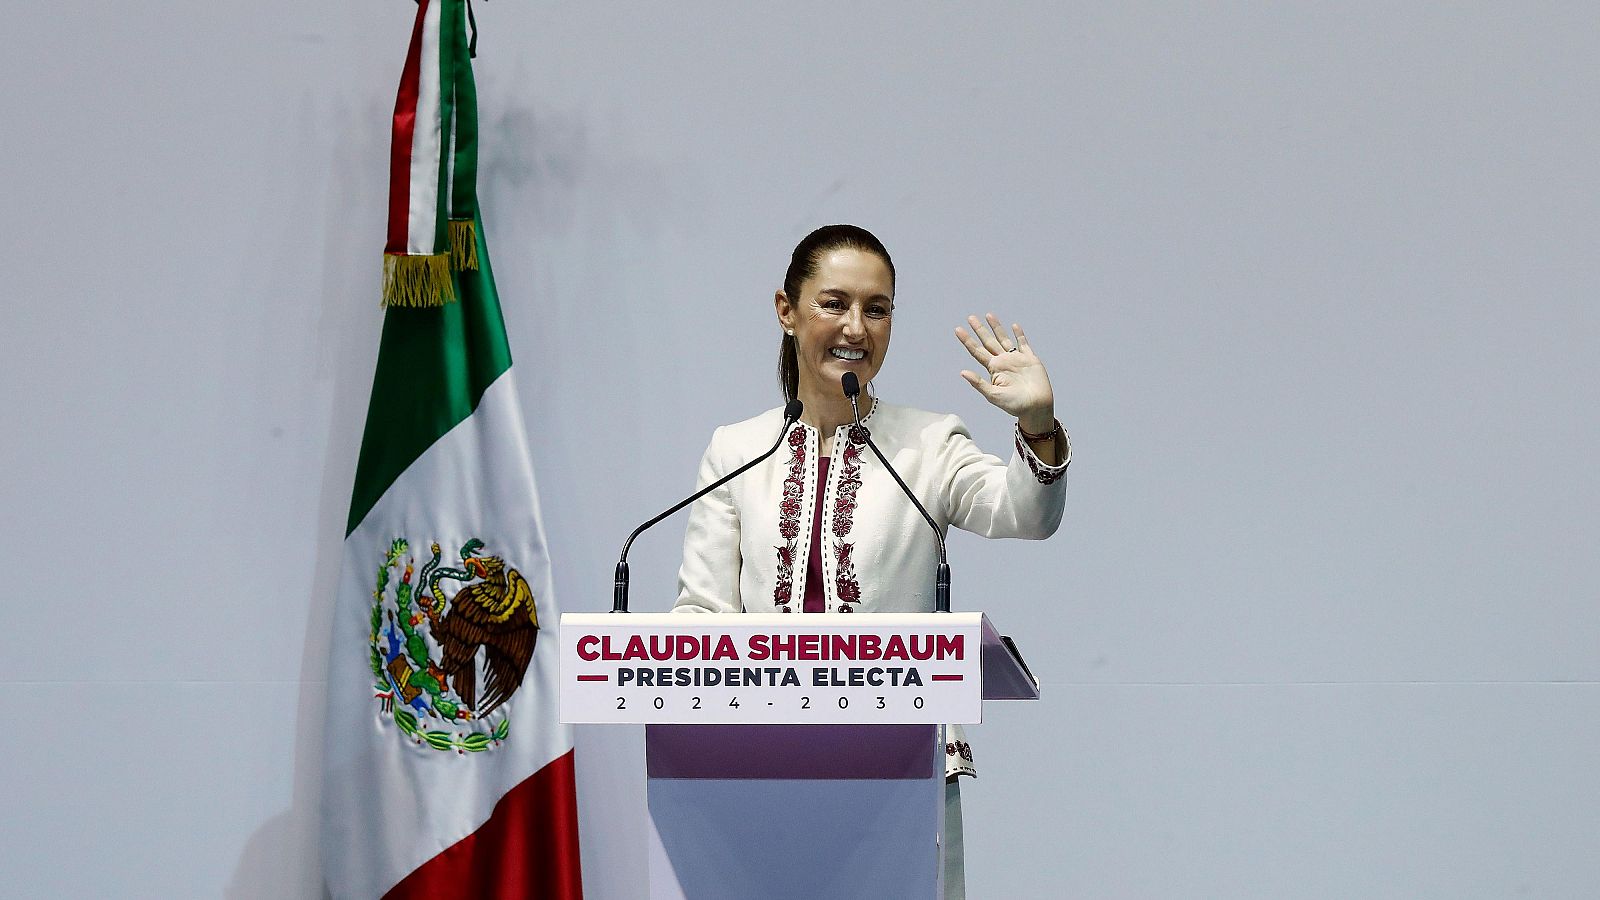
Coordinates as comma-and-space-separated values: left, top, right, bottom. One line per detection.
382, 253, 457, 307
448, 219, 479, 271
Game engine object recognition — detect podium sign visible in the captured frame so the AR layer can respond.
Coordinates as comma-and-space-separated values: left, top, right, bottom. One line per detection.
560, 612, 988, 725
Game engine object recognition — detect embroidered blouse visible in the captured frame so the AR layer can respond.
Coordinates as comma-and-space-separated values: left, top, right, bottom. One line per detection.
674, 400, 1069, 616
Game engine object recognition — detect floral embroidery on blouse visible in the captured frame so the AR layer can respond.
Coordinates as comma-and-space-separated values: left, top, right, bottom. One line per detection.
1015, 434, 1066, 485
832, 432, 865, 611
772, 425, 807, 612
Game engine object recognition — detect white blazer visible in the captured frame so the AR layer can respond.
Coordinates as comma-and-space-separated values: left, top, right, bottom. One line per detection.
674, 400, 1070, 616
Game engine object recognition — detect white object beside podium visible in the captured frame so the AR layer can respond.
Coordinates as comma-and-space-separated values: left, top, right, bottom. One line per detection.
560, 612, 1038, 899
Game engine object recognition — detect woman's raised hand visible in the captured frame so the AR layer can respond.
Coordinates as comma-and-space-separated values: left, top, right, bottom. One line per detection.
954, 313, 1056, 433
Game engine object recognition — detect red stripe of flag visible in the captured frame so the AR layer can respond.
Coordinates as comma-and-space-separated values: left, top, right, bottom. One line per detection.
384, 750, 584, 899
385, 0, 431, 254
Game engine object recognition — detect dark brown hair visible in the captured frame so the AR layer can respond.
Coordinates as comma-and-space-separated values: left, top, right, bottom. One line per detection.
777, 224, 896, 401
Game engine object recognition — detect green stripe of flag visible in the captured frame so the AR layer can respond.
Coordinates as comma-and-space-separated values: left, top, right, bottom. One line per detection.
347, 210, 512, 535
447, 2, 477, 222
432, 0, 460, 250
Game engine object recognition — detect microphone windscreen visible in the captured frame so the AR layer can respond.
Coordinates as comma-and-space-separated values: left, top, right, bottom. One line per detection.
783, 399, 803, 421
841, 372, 860, 397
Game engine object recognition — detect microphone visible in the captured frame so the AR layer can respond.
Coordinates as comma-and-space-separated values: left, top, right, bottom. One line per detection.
841, 373, 951, 612
613, 399, 804, 612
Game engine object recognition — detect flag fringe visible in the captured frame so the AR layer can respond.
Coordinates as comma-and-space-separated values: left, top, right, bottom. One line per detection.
449, 219, 480, 271
382, 253, 457, 307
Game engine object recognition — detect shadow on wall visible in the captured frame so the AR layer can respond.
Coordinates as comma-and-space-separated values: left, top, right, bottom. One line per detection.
222, 87, 388, 900
475, 62, 697, 242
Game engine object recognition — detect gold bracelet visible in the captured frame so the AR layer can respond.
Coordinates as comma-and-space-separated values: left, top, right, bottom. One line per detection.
1018, 419, 1059, 443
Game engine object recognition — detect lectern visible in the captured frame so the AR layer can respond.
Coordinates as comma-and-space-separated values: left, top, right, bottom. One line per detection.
560, 612, 1038, 899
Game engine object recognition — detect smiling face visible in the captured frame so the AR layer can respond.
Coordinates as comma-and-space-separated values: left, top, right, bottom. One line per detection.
776, 247, 895, 402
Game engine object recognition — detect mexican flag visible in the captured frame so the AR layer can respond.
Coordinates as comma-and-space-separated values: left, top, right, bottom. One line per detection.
321, 3, 582, 897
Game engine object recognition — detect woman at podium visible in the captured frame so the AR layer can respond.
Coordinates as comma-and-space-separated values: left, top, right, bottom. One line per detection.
674, 223, 1068, 621
672, 224, 1070, 896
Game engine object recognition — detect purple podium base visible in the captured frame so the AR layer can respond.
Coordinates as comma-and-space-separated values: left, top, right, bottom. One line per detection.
646, 723, 937, 779
644, 724, 945, 899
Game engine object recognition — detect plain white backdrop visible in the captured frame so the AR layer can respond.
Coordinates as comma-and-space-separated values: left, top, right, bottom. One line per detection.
2, 2, 1597, 897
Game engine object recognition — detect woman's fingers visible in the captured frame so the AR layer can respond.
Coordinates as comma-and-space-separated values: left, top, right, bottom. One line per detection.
954, 326, 992, 366
956, 315, 1051, 417
984, 313, 1018, 353
959, 369, 996, 399
968, 314, 1006, 356
960, 315, 1043, 413
1013, 322, 1031, 352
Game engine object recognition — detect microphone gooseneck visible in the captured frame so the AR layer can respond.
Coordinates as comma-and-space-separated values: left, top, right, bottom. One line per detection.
613, 399, 803, 612
840, 374, 952, 612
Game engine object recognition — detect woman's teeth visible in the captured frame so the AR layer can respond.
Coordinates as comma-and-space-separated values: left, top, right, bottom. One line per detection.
830, 348, 866, 360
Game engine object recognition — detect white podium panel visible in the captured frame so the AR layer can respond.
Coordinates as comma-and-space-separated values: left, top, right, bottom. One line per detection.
560, 612, 987, 725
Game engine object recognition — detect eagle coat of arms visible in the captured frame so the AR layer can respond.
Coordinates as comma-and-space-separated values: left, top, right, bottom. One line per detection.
369, 538, 538, 752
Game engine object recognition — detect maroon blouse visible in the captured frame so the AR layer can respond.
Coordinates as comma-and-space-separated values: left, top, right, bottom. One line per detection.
802, 456, 829, 613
